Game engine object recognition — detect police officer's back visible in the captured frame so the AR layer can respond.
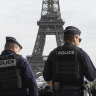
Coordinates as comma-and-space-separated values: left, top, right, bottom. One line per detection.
0, 37, 38, 96
43, 26, 96, 96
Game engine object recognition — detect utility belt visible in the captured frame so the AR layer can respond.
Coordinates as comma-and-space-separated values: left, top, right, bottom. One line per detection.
52, 81, 85, 96
53, 82, 81, 91
0, 88, 29, 96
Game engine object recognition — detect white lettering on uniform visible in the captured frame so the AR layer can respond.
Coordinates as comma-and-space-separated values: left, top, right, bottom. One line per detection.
58, 51, 75, 55
0, 59, 16, 68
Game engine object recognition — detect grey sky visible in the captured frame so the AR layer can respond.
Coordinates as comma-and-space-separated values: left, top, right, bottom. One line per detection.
0, 0, 96, 66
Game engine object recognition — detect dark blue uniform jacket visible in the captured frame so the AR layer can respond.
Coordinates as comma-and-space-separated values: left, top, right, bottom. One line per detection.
43, 42, 96, 83
0, 50, 38, 96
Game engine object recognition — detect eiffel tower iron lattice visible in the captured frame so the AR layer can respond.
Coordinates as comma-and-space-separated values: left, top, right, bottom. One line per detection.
27, 0, 65, 78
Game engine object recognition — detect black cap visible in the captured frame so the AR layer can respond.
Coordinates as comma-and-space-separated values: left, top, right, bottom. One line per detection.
6, 36, 22, 49
64, 26, 81, 36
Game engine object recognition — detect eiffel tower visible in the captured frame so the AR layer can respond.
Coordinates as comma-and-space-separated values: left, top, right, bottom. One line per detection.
27, 0, 65, 78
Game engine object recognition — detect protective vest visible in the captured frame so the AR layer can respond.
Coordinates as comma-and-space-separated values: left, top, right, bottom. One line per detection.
0, 54, 22, 92
52, 45, 82, 82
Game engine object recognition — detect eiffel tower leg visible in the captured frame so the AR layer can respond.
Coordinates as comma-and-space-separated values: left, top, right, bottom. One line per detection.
32, 32, 46, 59
56, 32, 64, 46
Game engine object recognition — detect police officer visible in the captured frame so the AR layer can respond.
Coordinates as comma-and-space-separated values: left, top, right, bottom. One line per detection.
0, 37, 38, 96
43, 26, 96, 96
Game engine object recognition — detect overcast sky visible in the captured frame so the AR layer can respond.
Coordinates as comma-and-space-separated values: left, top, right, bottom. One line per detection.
0, 0, 96, 66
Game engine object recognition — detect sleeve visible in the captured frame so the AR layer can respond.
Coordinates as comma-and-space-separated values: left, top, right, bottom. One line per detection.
20, 57, 39, 96
79, 50, 96, 81
43, 51, 53, 82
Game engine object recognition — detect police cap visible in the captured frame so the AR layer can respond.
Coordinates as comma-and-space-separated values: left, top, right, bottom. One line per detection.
6, 36, 22, 49
64, 26, 81, 36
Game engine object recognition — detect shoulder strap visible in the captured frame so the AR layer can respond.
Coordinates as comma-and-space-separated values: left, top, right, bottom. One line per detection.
13, 54, 22, 63
74, 46, 82, 52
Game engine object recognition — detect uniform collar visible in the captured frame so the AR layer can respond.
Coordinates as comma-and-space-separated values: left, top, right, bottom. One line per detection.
64, 42, 73, 45
1, 50, 16, 55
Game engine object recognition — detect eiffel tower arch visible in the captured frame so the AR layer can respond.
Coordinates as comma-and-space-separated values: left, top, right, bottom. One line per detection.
27, 0, 65, 78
